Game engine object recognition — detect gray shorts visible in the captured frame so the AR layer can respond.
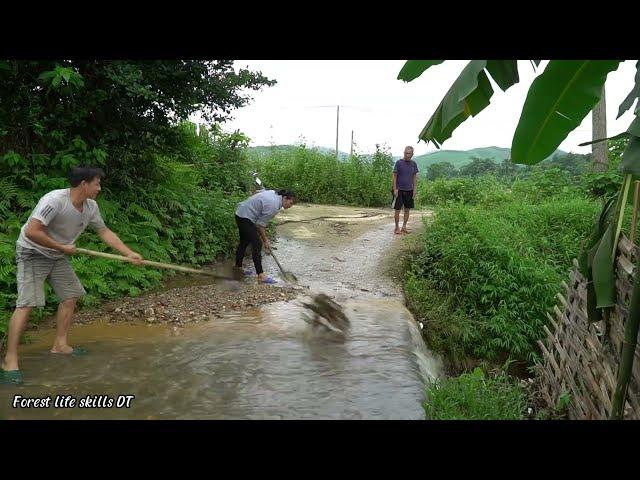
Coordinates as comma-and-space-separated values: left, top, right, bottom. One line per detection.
15, 246, 86, 308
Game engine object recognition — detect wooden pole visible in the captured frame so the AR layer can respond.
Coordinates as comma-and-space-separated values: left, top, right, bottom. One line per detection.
335, 105, 340, 160
350, 130, 354, 157
75, 248, 235, 280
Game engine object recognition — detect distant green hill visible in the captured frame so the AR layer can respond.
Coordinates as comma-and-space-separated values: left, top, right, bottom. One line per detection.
413, 146, 566, 172
248, 145, 569, 173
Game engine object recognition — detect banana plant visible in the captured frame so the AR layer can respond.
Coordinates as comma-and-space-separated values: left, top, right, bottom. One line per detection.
399, 59, 640, 419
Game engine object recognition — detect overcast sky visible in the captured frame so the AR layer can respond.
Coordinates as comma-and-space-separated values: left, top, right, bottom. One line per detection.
195, 60, 638, 157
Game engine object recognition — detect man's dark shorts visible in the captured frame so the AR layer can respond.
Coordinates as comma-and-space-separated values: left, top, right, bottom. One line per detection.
393, 190, 414, 210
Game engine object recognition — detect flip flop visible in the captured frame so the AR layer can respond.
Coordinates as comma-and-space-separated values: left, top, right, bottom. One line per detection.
259, 276, 277, 285
243, 268, 256, 276
1, 369, 24, 385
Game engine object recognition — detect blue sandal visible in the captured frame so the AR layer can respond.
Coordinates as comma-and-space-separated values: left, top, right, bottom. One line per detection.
72, 347, 89, 356
259, 276, 277, 285
1, 369, 24, 385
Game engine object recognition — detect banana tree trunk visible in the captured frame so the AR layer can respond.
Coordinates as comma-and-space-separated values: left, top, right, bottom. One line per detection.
592, 85, 608, 172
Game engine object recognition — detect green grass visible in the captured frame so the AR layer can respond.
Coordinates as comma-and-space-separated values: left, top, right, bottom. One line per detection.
424, 368, 527, 420
248, 144, 395, 207
405, 194, 599, 366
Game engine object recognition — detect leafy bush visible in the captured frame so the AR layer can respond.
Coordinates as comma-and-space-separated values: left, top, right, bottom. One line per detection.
405, 197, 599, 364
1, 60, 274, 346
417, 175, 512, 207
511, 168, 581, 203
0, 123, 250, 347
249, 144, 395, 207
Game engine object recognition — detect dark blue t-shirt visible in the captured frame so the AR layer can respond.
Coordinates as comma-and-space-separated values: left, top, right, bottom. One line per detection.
393, 160, 419, 191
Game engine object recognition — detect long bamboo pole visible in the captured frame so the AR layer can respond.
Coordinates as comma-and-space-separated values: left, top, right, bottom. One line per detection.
75, 248, 236, 280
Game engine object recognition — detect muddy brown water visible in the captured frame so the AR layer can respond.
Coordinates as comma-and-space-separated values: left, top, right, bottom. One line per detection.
0, 204, 443, 419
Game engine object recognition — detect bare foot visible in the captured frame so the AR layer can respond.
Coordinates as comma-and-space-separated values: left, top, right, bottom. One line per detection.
401, 228, 411, 234
51, 345, 74, 354
394, 227, 401, 235
1, 360, 19, 371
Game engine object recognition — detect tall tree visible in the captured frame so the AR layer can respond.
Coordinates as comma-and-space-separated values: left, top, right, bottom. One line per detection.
0, 60, 275, 187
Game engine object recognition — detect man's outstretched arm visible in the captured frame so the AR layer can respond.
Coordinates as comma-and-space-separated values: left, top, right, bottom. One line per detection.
97, 228, 144, 264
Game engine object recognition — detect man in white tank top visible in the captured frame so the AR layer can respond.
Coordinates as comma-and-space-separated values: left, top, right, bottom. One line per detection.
2, 166, 143, 385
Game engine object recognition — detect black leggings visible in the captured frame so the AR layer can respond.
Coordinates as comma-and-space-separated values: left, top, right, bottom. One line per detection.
235, 215, 263, 275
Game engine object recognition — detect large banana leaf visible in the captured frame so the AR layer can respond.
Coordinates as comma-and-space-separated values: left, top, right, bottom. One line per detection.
511, 60, 622, 165
586, 243, 604, 322
578, 131, 629, 147
628, 116, 640, 137
578, 115, 640, 148
579, 196, 616, 277
486, 60, 519, 91
414, 60, 537, 147
593, 224, 616, 309
397, 60, 445, 82
621, 134, 640, 175
419, 60, 494, 146
587, 174, 632, 315
580, 196, 616, 321
616, 61, 639, 119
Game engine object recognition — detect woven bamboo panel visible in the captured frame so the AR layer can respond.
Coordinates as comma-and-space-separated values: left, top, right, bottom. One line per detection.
536, 234, 640, 420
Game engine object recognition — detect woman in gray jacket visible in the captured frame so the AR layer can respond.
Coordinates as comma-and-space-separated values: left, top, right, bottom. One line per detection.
234, 188, 296, 284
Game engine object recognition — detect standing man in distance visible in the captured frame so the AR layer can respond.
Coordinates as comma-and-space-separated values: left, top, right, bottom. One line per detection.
392, 146, 419, 234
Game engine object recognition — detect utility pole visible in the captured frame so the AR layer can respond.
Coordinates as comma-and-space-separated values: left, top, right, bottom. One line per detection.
350, 130, 354, 157
335, 105, 340, 160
